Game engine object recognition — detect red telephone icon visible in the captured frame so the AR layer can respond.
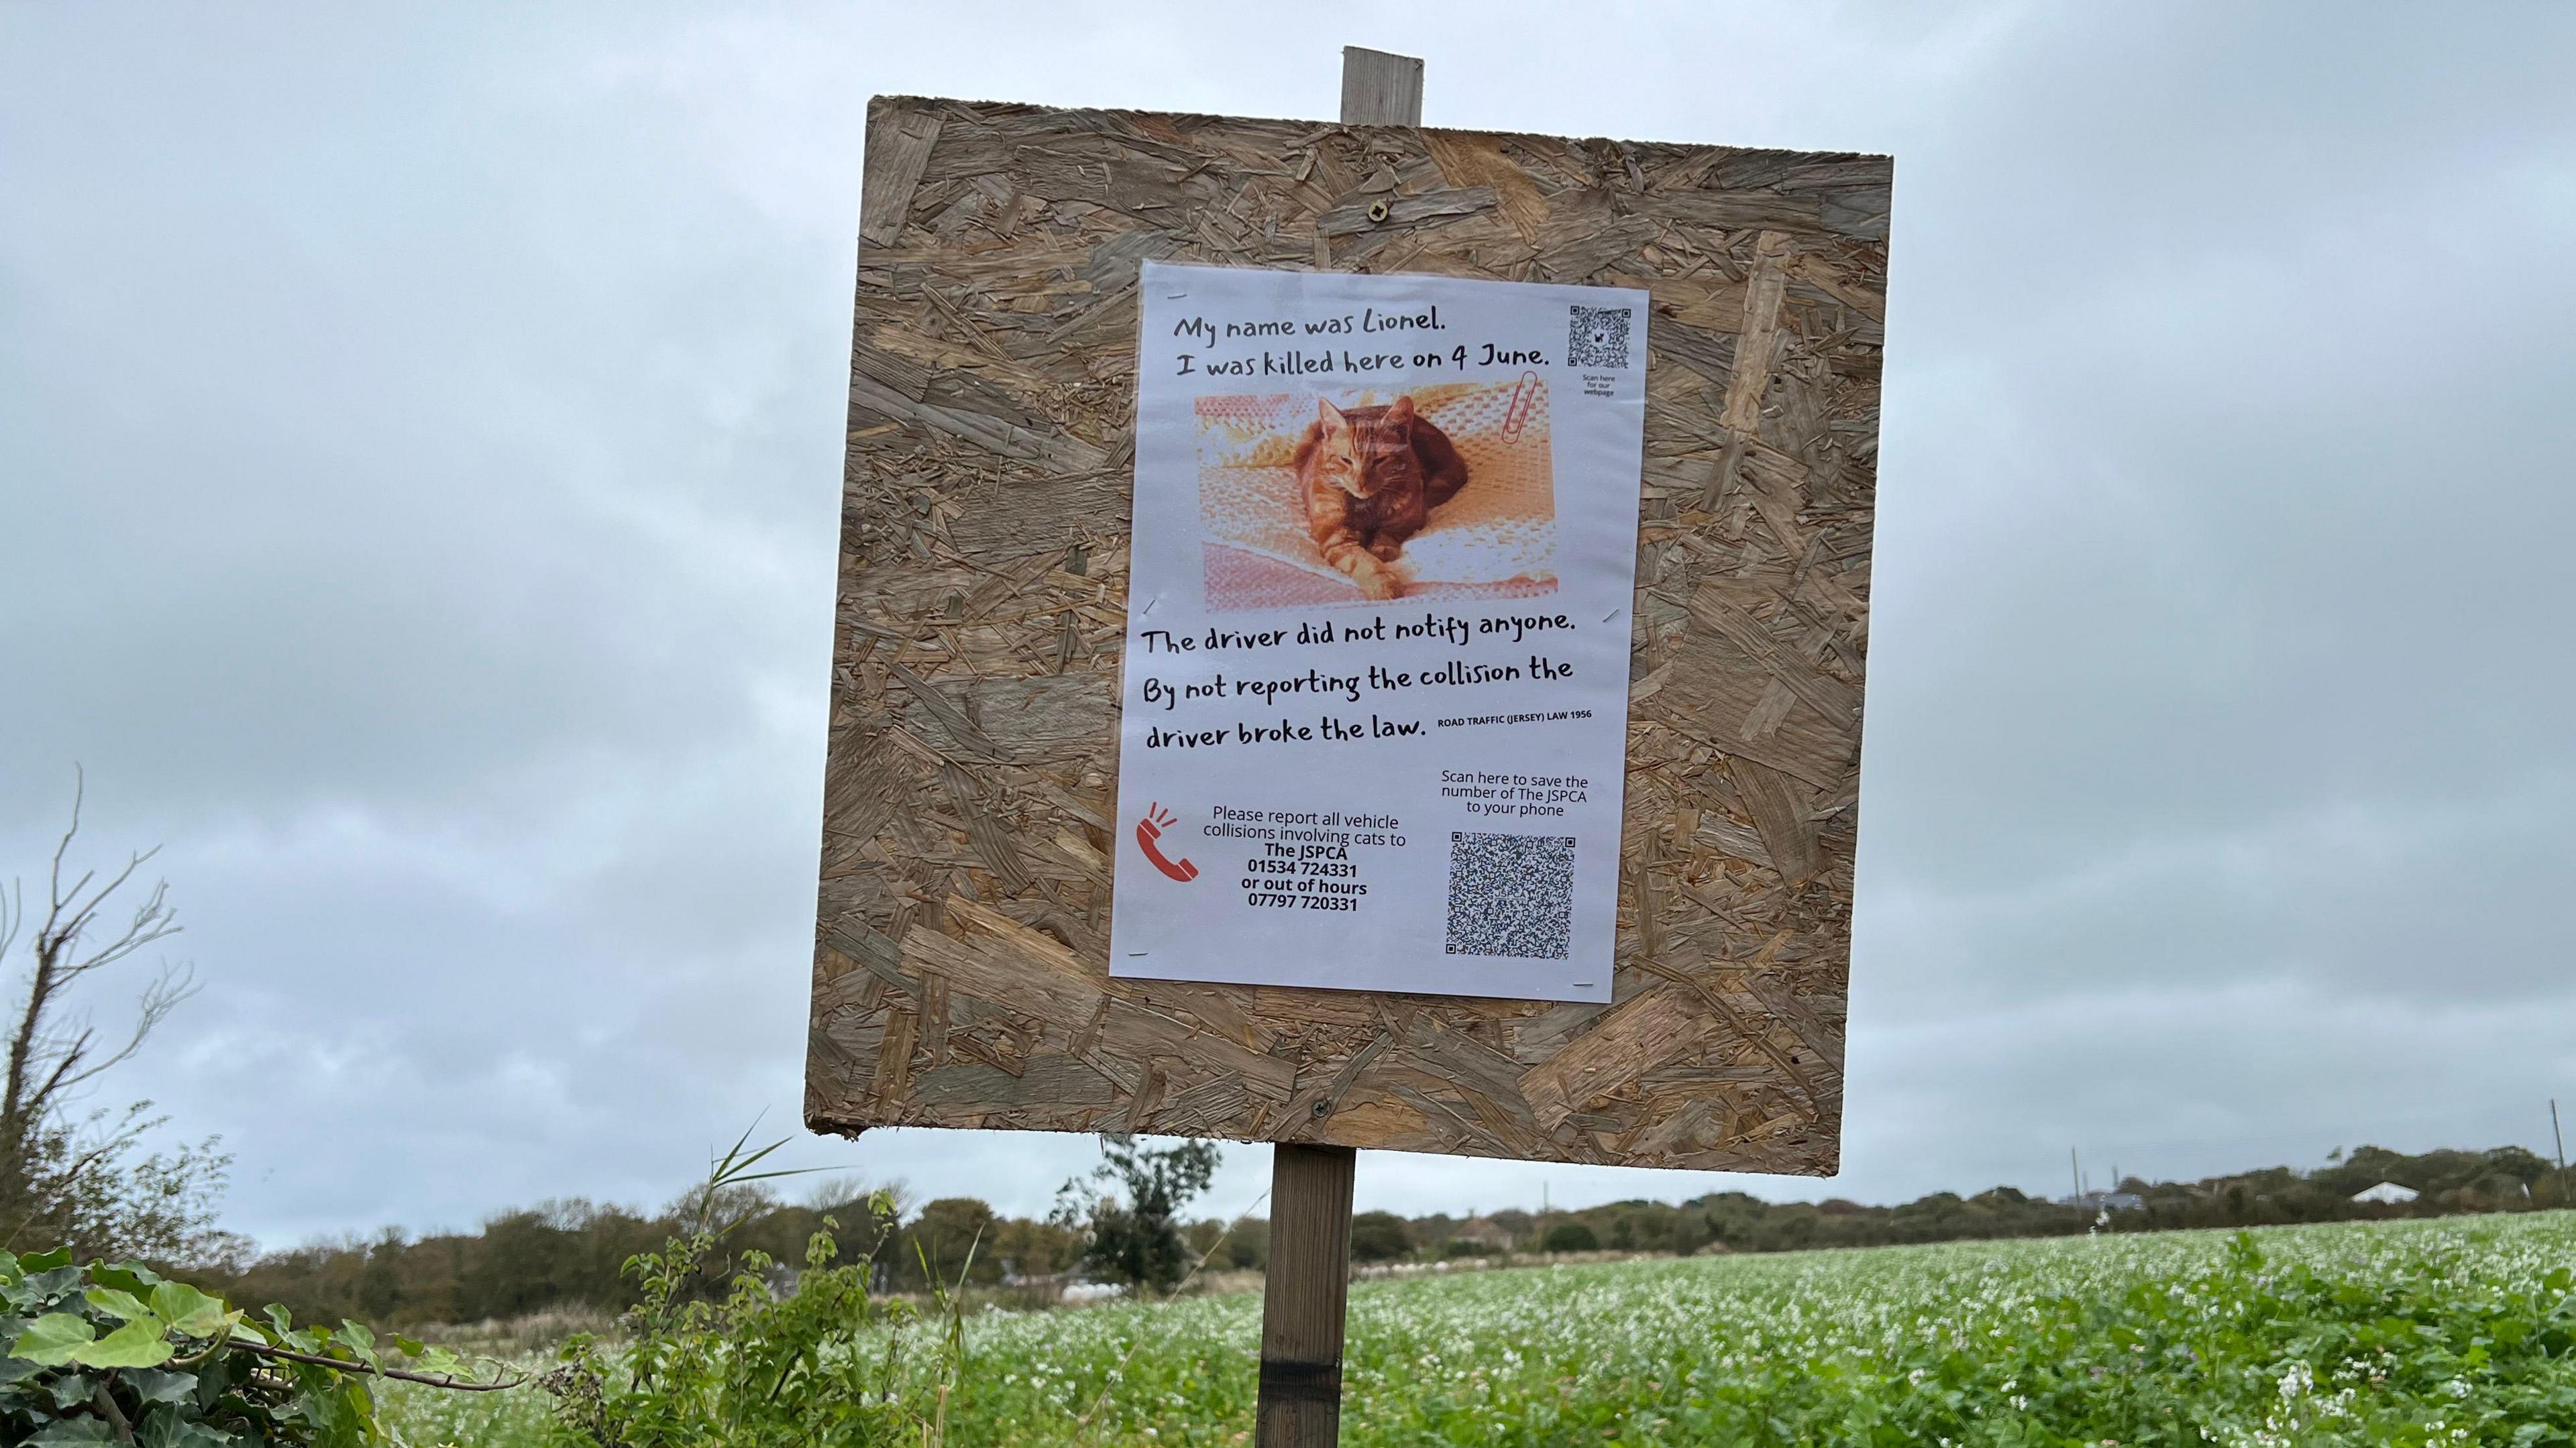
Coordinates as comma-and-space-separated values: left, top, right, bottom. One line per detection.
1136, 803, 1198, 882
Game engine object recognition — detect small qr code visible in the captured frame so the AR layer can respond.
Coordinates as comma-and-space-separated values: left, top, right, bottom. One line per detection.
1566, 304, 1632, 370
1444, 830, 1576, 960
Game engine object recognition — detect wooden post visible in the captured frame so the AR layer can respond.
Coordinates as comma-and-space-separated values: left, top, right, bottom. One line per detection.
1257, 1141, 1358, 1447
1338, 46, 1424, 131
1249, 56, 1419, 1448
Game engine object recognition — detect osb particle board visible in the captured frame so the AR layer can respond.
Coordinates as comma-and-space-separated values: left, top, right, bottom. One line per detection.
806, 95, 1888, 1174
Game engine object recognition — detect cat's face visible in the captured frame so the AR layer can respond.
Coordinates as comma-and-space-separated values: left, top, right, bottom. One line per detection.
1312, 397, 1422, 500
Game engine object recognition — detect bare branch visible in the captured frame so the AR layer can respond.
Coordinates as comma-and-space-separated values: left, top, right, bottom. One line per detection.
26, 1025, 99, 1117
45, 765, 86, 901
2, 771, 212, 1261
48, 869, 178, 985
54, 1126, 143, 1192
38, 964, 197, 1107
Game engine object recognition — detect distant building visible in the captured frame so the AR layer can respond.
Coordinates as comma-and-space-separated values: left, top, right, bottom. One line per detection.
2057, 1190, 2143, 1212
2351, 1181, 2418, 1205
1450, 1217, 1514, 1250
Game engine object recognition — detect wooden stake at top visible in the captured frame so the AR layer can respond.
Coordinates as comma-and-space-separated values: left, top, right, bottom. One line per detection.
1340, 46, 1424, 125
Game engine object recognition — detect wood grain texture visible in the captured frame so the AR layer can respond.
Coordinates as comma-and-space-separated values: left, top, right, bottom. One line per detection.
1258, 1141, 1356, 1447
1339, 46, 1424, 128
806, 95, 1891, 1176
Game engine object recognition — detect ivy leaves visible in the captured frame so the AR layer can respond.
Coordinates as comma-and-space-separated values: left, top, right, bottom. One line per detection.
9, 1278, 244, 1375
10, 1311, 131, 1368
2, 1246, 507, 1447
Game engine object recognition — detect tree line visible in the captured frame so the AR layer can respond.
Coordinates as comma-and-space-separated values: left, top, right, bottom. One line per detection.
188, 1139, 2571, 1331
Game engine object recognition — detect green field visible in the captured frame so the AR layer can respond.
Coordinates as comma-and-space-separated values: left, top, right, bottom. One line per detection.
386, 1212, 2576, 1447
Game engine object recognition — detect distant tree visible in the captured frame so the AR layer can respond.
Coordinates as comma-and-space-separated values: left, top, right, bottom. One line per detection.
355, 1229, 404, 1321
904, 1196, 1000, 1286
1177, 1213, 1271, 1272
1542, 1221, 1599, 1253
1669, 1209, 1713, 1257
2339, 1145, 2415, 1189
1181, 1217, 1224, 1262
1217, 1214, 1270, 1271
0, 775, 232, 1264
2480, 1146, 2552, 1186
461, 1202, 612, 1320
1348, 1211, 1413, 1263
1053, 1134, 1220, 1294
992, 1214, 1082, 1281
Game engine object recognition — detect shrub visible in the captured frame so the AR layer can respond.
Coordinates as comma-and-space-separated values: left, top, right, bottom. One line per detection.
1349, 1211, 1415, 1264
541, 1135, 954, 1447
1053, 1135, 1221, 1295
1541, 1222, 1599, 1253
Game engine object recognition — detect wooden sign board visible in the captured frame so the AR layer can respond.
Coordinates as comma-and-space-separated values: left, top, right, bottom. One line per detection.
806, 95, 1888, 1174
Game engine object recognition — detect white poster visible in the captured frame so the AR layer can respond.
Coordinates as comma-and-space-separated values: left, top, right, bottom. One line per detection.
1108, 261, 1647, 1003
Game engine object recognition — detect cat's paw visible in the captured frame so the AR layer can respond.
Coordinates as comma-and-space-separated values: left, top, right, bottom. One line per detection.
1368, 537, 1405, 562
1348, 558, 1399, 600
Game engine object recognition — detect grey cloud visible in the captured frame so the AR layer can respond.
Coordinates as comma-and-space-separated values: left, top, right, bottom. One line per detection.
3, 1, 2570, 1241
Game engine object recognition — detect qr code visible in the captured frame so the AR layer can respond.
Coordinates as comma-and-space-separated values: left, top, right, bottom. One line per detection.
1566, 304, 1632, 370
1444, 831, 1576, 959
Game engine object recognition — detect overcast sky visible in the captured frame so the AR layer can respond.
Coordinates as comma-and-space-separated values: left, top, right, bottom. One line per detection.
3, 2, 2571, 1249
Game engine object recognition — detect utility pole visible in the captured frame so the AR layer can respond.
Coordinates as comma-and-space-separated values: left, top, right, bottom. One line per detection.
2553, 1098, 2566, 1172
2070, 1148, 2080, 1205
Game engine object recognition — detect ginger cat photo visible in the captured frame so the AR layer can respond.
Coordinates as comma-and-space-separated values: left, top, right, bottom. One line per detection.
1292, 395, 1470, 600
1192, 381, 1558, 612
